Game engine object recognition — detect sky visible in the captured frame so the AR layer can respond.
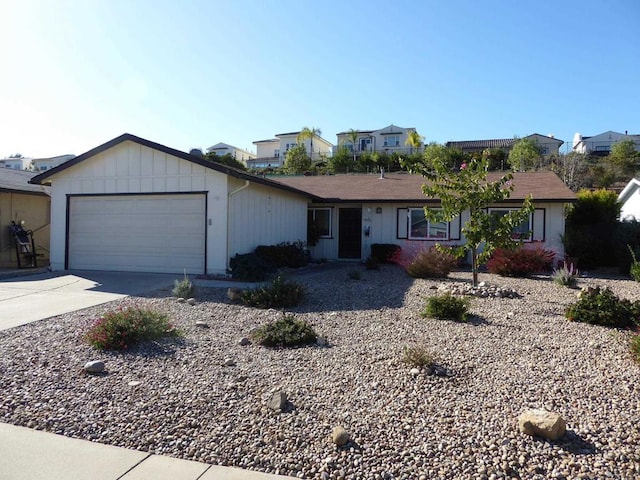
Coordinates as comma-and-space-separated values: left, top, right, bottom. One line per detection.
2, 0, 639, 159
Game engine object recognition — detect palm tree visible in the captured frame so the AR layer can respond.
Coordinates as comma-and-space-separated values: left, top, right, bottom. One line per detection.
341, 128, 359, 164
297, 127, 321, 162
405, 130, 424, 154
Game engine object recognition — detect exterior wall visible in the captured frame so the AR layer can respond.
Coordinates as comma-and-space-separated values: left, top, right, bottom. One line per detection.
620, 182, 640, 221
251, 140, 282, 168
227, 179, 308, 260
208, 143, 256, 163
0, 192, 50, 267
0, 159, 27, 170
46, 141, 230, 274
276, 133, 333, 162
526, 135, 563, 156
573, 131, 640, 155
335, 125, 417, 155
254, 140, 280, 159
307, 201, 567, 262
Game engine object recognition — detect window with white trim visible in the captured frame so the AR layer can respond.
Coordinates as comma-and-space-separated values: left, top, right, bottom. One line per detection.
408, 208, 448, 240
383, 135, 400, 147
489, 208, 532, 240
308, 208, 332, 238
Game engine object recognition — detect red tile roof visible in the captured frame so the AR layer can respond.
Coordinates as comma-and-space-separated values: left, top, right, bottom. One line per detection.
272, 171, 577, 203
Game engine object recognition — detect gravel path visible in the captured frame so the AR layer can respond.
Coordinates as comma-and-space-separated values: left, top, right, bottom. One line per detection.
1, 264, 639, 480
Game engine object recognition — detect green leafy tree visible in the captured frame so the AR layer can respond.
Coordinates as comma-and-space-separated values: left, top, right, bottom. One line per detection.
297, 127, 321, 161
284, 144, 311, 174
330, 145, 354, 173
508, 138, 542, 171
608, 139, 640, 178
403, 154, 534, 286
481, 148, 507, 171
405, 130, 424, 154
203, 152, 246, 171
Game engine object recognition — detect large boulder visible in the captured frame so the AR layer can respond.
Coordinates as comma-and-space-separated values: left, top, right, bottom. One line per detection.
518, 409, 566, 441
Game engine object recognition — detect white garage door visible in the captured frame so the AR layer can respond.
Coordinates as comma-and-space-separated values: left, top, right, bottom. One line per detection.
68, 194, 206, 274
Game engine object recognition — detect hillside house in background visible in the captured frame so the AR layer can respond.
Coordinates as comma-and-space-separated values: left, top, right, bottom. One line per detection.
29, 154, 76, 172
446, 134, 564, 157
572, 130, 640, 156
335, 124, 419, 156
249, 131, 333, 169
0, 156, 28, 170
206, 142, 255, 166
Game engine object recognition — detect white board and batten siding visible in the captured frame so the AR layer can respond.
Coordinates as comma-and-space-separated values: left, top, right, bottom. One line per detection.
228, 180, 308, 257
47, 141, 229, 274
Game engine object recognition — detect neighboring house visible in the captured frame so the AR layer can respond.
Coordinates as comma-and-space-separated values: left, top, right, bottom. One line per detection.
573, 131, 640, 156
250, 138, 282, 169
274, 171, 576, 262
29, 134, 318, 275
29, 154, 75, 172
618, 178, 640, 221
0, 157, 28, 170
335, 124, 419, 155
250, 131, 333, 169
0, 169, 50, 268
446, 134, 564, 157
206, 142, 256, 165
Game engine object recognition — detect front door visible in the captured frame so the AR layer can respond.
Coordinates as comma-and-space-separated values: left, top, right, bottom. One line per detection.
338, 208, 362, 259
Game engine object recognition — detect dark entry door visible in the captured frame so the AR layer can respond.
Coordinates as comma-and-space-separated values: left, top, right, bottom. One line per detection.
338, 208, 362, 259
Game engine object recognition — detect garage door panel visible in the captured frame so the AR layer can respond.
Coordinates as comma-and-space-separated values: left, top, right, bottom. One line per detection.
69, 194, 205, 274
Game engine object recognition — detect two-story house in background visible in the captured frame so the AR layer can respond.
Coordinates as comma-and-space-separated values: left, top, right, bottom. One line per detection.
250, 131, 333, 169
445, 133, 564, 157
335, 124, 419, 155
572, 130, 640, 156
206, 142, 256, 166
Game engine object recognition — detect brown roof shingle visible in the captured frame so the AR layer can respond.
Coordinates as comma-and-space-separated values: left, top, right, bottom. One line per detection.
272, 171, 576, 204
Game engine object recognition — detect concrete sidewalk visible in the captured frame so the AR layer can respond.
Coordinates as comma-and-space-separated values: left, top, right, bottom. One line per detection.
0, 422, 293, 480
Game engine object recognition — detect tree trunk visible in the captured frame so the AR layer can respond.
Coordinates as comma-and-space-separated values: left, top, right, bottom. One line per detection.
471, 247, 479, 287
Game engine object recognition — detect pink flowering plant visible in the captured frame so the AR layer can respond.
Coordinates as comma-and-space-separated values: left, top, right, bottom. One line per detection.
84, 306, 181, 351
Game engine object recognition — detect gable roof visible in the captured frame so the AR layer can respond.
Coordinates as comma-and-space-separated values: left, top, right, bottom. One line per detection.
272, 171, 577, 204
28, 133, 319, 200
447, 134, 564, 151
0, 168, 49, 196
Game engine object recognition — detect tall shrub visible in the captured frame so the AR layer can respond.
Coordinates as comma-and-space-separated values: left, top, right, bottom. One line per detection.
564, 189, 620, 268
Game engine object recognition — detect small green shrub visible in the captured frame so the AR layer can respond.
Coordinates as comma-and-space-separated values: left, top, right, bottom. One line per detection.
552, 263, 579, 288
402, 344, 434, 368
422, 293, 470, 321
241, 275, 305, 309
229, 252, 275, 281
347, 268, 361, 280
371, 244, 401, 264
172, 272, 195, 298
84, 307, 180, 350
405, 246, 457, 279
487, 244, 555, 277
565, 287, 640, 328
251, 314, 317, 347
628, 245, 640, 282
631, 334, 640, 363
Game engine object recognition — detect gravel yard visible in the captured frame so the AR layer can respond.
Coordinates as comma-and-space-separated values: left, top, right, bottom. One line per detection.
1, 264, 639, 480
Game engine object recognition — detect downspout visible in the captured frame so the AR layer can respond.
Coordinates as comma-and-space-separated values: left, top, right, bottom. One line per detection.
226, 180, 250, 271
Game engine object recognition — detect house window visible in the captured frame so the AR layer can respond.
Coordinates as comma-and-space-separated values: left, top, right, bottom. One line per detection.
274, 149, 280, 158
360, 138, 371, 151
489, 208, 532, 240
408, 208, 448, 240
308, 208, 332, 238
383, 135, 400, 147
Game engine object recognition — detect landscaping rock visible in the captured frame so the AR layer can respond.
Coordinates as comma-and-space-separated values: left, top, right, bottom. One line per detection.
239, 337, 251, 346
176, 297, 186, 303
83, 360, 105, 373
267, 391, 287, 412
195, 321, 209, 328
410, 368, 420, 376
228, 288, 243, 301
518, 408, 566, 441
316, 336, 328, 347
223, 358, 236, 367
187, 298, 197, 306
331, 426, 350, 446
128, 380, 141, 387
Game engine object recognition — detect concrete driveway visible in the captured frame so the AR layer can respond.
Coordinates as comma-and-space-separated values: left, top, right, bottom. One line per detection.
0, 270, 178, 331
